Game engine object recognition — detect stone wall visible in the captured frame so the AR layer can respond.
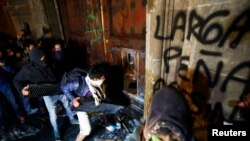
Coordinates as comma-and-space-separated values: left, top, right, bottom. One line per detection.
145, 0, 250, 119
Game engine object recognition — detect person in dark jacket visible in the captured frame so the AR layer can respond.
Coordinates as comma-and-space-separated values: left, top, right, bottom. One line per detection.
61, 64, 106, 141
13, 48, 77, 141
51, 40, 71, 82
0, 50, 25, 124
143, 84, 193, 141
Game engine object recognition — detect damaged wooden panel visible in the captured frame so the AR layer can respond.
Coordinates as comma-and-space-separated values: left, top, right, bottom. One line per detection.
108, 0, 146, 38
57, 0, 87, 41
0, 5, 16, 37
57, 0, 105, 67
103, 0, 146, 98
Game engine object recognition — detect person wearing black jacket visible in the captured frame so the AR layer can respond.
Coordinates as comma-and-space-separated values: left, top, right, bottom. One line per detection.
13, 48, 77, 141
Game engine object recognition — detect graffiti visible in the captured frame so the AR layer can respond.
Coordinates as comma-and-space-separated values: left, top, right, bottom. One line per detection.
155, 9, 250, 48
171, 11, 186, 41
187, 10, 229, 45
152, 7, 250, 95
161, 45, 250, 94
193, 59, 223, 88
85, 12, 103, 46
218, 9, 250, 48
178, 56, 190, 81
221, 61, 250, 93
200, 50, 222, 57
163, 46, 182, 73
153, 78, 166, 95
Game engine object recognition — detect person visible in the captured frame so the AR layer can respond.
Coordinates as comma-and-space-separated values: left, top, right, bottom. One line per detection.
51, 39, 71, 81
142, 84, 193, 141
13, 48, 77, 141
0, 50, 25, 124
237, 92, 250, 109
236, 91, 250, 122
60, 64, 106, 141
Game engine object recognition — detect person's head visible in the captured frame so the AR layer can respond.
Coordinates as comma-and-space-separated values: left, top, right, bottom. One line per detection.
29, 48, 47, 67
143, 86, 192, 141
88, 64, 106, 86
53, 39, 65, 60
22, 39, 36, 52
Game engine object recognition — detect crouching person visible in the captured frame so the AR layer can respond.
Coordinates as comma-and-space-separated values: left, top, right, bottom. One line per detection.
142, 84, 193, 141
60, 64, 106, 141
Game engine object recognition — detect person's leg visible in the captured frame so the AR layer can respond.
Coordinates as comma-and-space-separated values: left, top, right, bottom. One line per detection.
0, 99, 3, 129
76, 112, 91, 141
0, 106, 3, 141
58, 95, 75, 119
15, 87, 37, 115
43, 96, 60, 139
37, 97, 47, 115
1, 83, 23, 120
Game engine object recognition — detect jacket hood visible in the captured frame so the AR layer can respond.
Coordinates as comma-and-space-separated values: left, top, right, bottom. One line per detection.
29, 48, 45, 64
144, 86, 192, 141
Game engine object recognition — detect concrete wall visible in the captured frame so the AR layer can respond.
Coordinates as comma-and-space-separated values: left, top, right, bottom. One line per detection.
145, 0, 250, 119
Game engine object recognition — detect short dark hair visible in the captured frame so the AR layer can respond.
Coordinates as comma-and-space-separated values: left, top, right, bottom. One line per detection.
22, 39, 36, 48
88, 64, 105, 79
54, 39, 65, 47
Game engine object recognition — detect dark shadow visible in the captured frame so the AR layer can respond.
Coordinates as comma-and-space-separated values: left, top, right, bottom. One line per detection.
67, 39, 89, 70
99, 62, 131, 107
208, 102, 224, 126
191, 70, 211, 115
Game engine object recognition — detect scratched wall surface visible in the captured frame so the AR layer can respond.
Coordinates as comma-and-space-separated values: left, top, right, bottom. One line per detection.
109, 0, 146, 38
57, 0, 105, 67
146, 0, 250, 119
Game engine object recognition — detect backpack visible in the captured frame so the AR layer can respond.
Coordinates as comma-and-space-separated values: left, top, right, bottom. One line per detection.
60, 67, 88, 86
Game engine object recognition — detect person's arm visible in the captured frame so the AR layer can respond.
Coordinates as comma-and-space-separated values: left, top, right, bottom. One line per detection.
61, 83, 81, 107
60, 83, 75, 101
0, 61, 14, 74
13, 67, 30, 96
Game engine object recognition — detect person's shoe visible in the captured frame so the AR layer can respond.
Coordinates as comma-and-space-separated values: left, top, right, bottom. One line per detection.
0, 132, 6, 141
105, 124, 115, 132
54, 131, 61, 141
12, 127, 23, 139
27, 108, 38, 115
70, 119, 79, 125
114, 122, 121, 129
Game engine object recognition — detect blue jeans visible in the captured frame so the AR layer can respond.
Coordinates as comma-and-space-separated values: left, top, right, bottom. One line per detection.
0, 99, 3, 128
0, 82, 21, 118
43, 95, 75, 133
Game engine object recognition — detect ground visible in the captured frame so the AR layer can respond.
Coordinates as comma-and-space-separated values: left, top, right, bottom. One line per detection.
1, 99, 144, 141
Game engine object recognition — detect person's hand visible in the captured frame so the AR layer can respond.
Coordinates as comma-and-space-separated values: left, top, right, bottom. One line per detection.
22, 86, 30, 96
72, 97, 81, 107
238, 101, 246, 108
0, 62, 5, 67
237, 93, 250, 108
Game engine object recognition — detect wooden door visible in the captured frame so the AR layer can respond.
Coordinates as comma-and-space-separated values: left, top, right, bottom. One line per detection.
0, 0, 17, 37
56, 0, 105, 68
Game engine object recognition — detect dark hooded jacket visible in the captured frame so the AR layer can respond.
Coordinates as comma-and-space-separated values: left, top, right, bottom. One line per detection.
144, 85, 193, 141
13, 48, 57, 93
